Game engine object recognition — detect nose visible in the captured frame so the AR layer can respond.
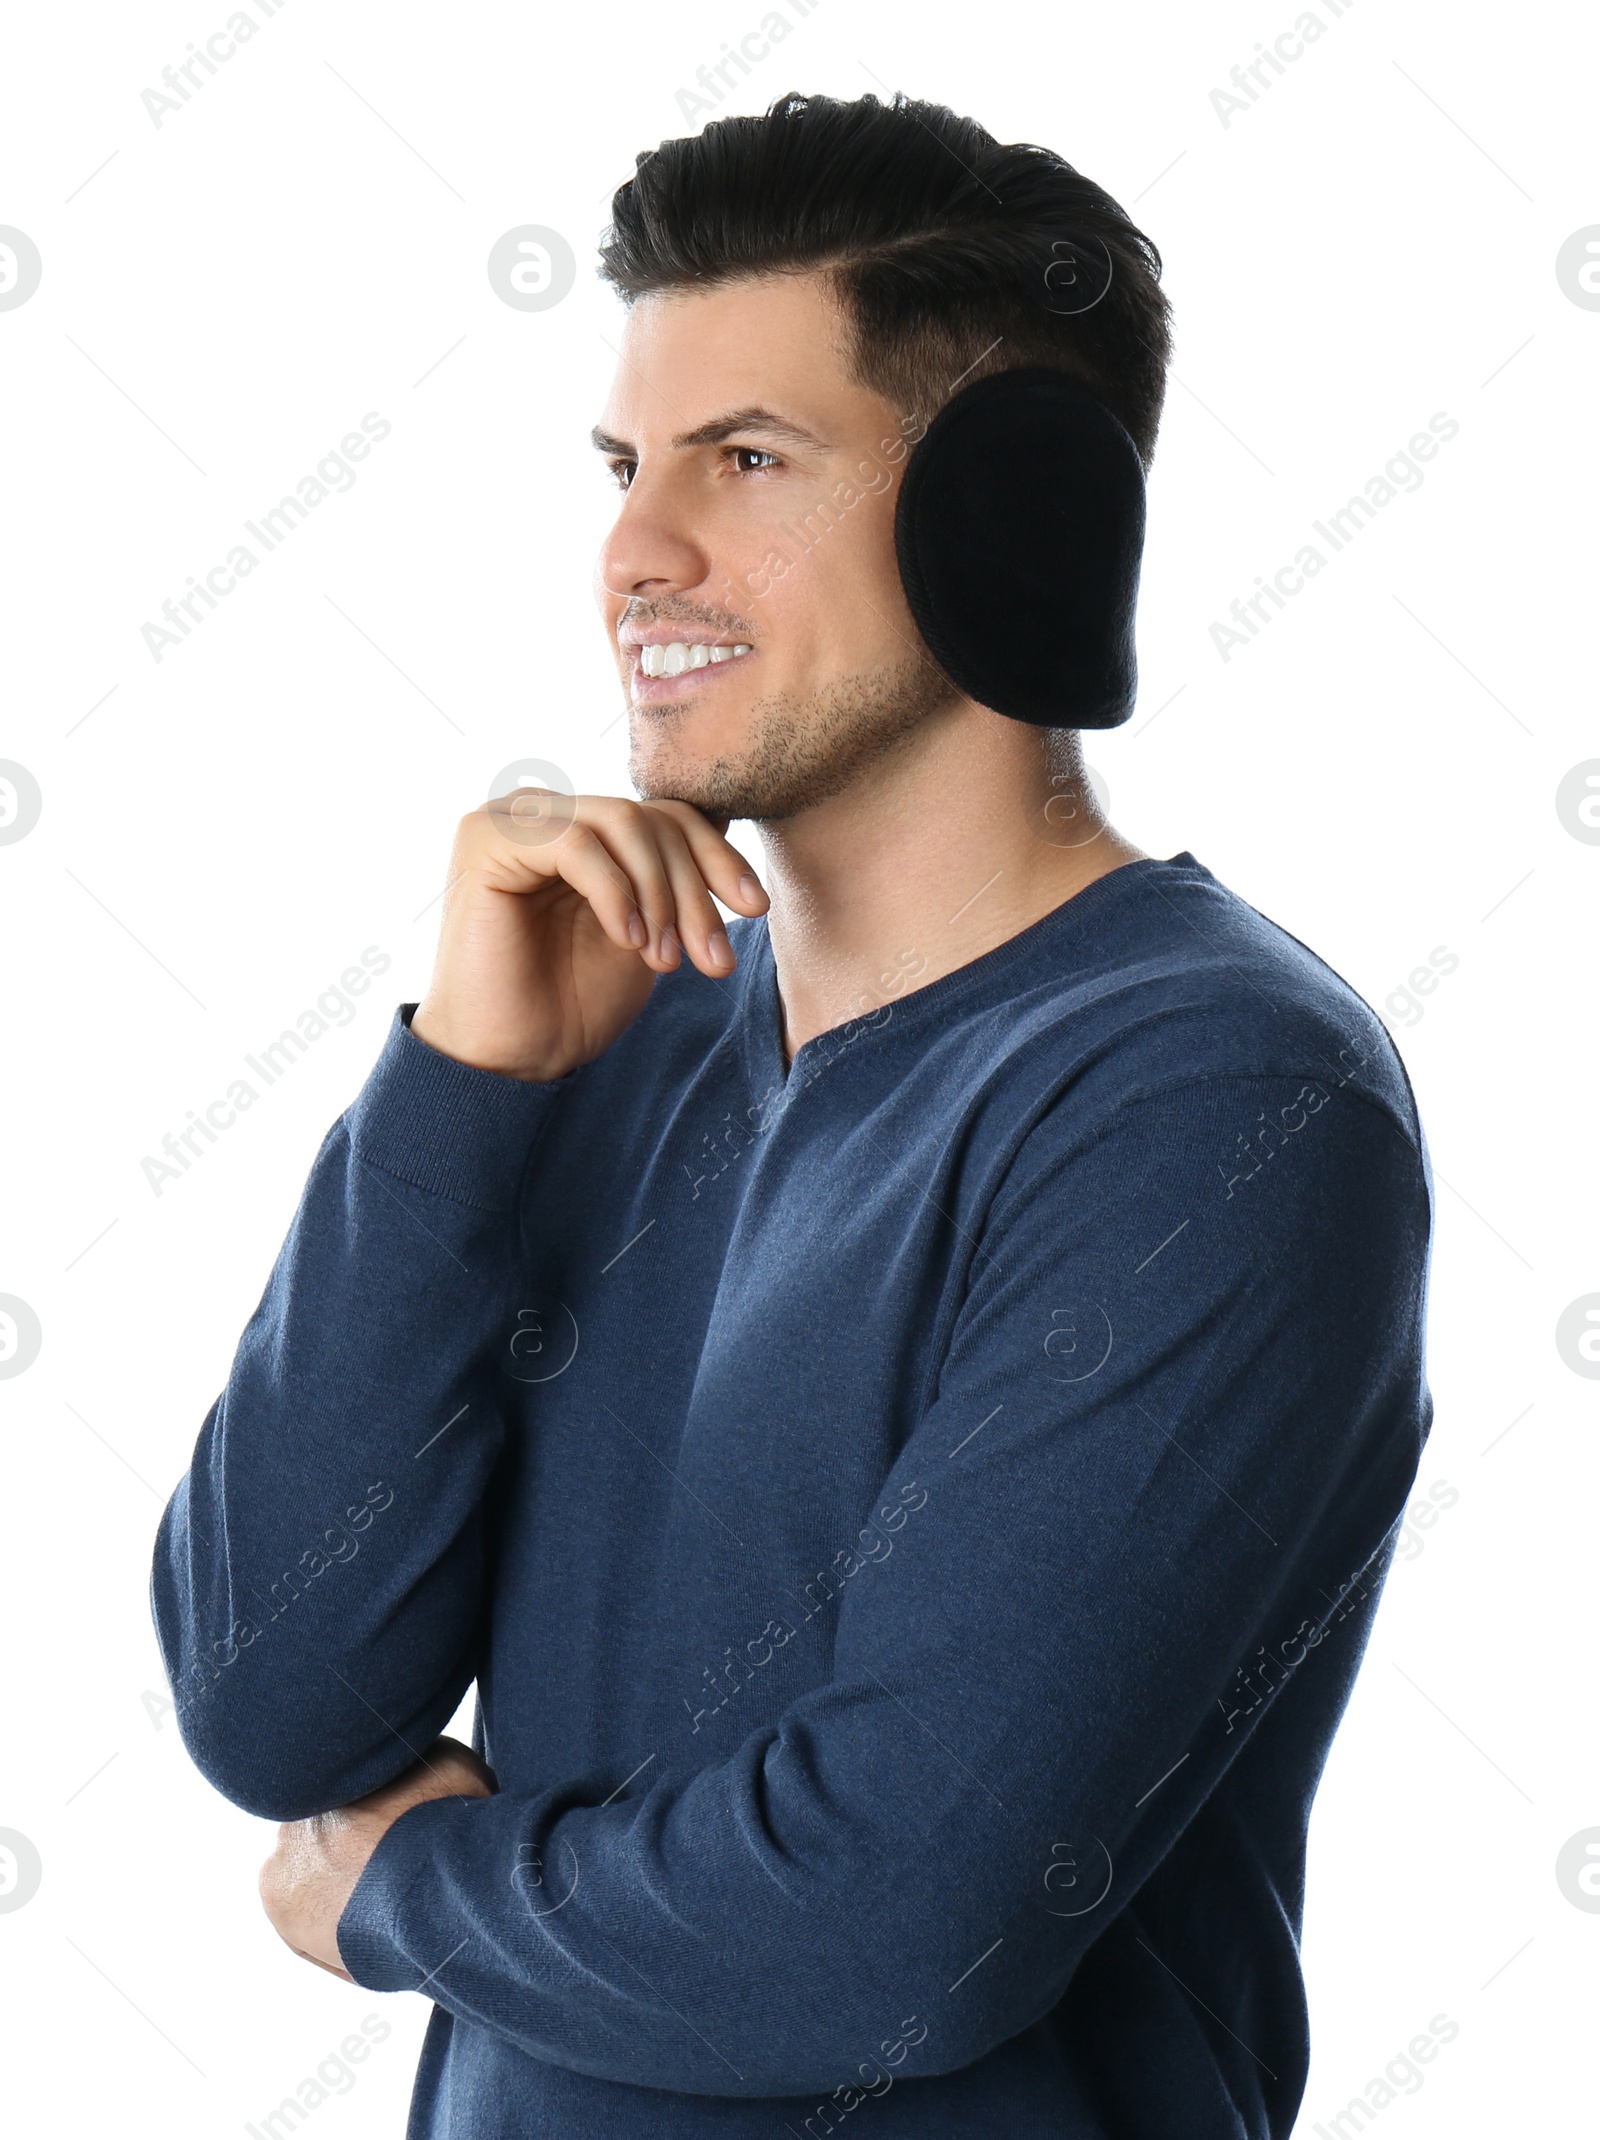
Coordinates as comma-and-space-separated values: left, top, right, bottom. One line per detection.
596, 470, 710, 608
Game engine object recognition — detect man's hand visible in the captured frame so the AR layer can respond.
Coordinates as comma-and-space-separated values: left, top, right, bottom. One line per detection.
410, 792, 769, 1083
258, 1735, 497, 1982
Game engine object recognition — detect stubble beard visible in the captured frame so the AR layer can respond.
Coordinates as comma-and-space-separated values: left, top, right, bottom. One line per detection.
627, 653, 960, 823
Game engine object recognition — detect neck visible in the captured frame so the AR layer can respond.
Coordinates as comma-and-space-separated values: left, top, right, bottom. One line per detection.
754, 699, 1148, 1065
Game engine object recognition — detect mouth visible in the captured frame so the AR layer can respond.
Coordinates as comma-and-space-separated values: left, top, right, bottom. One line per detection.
626, 638, 755, 703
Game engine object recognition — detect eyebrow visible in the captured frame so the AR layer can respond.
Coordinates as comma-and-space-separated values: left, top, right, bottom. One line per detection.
590, 406, 832, 457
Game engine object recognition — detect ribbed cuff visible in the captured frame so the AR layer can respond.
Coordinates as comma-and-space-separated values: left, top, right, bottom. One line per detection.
342, 1003, 575, 1213
334, 1798, 438, 1991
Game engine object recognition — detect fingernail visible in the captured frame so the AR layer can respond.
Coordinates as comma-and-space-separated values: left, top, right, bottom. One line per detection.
626, 911, 647, 947
708, 928, 734, 967
660, 924, 681, 963
738, 873, 763, 903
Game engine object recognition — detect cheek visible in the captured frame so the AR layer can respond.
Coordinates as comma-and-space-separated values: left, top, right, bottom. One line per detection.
798, 498, 917, 650
708, 476, 913, 675
745, 573, 827, 674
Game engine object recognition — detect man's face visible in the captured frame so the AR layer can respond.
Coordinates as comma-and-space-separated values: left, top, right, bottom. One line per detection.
593, 270, 958, 821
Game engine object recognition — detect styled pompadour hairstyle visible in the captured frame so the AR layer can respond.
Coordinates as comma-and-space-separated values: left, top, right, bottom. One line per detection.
598, 90, 1174, 472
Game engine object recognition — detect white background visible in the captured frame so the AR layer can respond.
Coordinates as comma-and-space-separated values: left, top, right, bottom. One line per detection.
1, 1, 1595, 2133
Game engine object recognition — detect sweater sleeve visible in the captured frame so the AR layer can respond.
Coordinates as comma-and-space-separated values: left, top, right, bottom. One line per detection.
149, 1003, 573, 1822
333, 1071, 1433, 2098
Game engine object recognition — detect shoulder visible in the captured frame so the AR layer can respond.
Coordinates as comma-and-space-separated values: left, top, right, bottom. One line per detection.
973, 853, 1424, 1159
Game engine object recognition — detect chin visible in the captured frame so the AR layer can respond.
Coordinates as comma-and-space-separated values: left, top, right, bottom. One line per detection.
630, 744, 772, 823
629, 752, 728, 819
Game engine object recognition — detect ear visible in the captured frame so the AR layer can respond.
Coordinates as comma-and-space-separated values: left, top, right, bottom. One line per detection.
893, 369, 1146, 728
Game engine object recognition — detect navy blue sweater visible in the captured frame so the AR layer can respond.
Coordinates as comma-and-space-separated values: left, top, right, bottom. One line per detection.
151, 852, 1434, 2139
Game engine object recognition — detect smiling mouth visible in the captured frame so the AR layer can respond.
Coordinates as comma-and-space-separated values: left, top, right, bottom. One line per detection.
637, 640, 753, 678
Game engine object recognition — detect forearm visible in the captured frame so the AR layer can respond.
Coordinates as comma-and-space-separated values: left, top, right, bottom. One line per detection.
151, 1003, 570, 1820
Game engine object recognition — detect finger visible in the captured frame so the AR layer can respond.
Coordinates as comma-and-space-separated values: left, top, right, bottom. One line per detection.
641, 800, 769, 916
569, 799, 692, 972
488, 819, 664, 965
473, 790, 767, 927
467, 792, 763, 978
473, 798, 685, 973
641, 813, 748, 979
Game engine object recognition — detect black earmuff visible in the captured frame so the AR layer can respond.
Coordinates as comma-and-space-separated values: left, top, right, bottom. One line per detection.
893, 368, 1146, 729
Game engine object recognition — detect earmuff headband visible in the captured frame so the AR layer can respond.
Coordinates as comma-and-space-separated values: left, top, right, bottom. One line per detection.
893, 368, 1146, 729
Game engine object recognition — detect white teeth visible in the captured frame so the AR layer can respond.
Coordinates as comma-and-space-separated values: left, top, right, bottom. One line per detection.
638, 641, 752, 677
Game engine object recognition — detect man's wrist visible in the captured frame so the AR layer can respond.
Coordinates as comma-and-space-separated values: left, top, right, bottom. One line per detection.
339, 1003, 571, 1213
409, 1002, 569, 1084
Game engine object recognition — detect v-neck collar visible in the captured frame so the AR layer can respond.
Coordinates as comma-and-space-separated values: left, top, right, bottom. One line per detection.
735, 852, 1205, 1102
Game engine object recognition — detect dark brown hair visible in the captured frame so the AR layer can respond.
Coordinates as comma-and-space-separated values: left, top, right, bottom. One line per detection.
598, 90, 1174, 470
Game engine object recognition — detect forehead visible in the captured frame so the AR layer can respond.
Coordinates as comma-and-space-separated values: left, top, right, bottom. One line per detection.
600, 271, 887, 439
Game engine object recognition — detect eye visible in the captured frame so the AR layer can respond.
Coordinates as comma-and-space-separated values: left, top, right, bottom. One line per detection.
605, 458, 635, 490
727, 447, 781, 475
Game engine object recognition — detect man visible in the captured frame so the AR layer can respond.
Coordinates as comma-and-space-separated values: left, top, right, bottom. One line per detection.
152, 90, 1433, 2139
